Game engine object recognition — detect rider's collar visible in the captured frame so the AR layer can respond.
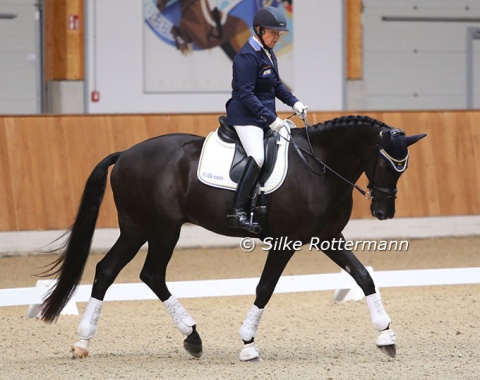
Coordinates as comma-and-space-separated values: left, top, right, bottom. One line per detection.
249, 35, 263, 51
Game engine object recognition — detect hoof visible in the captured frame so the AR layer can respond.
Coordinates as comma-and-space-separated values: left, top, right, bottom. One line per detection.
71, 344, 89, 359
183, 326, 203, 358
376, 328, 396, 358
183, 340, 203, 358
378, 344, 396, 358
239, 342, 261, 362
243, 356, 263, 363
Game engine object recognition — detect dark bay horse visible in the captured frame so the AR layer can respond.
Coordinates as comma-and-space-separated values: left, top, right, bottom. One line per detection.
40, 115, 426, 361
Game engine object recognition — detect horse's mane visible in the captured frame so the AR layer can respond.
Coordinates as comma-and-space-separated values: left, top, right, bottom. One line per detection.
312, 115, 392, 132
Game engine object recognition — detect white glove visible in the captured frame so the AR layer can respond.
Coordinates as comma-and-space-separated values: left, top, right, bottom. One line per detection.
269, 117, 284, 132
293, 101, 308, 119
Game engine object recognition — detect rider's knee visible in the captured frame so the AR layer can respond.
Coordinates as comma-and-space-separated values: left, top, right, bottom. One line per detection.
252, 155, 264, 168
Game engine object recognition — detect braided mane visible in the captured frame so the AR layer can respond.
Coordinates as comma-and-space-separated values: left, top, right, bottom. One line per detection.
312, 115, 392, 131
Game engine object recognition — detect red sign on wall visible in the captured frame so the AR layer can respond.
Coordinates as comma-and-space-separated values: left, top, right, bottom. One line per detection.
68, 14, 79, 31
91, 91, 100, 102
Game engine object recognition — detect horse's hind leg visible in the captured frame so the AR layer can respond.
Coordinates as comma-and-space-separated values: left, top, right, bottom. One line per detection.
72, 232, 146, 359
322, 234, 396, 357
139, 230, 202, 359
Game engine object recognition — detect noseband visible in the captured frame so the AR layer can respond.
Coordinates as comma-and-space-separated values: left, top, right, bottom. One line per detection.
367, 152, 398, 201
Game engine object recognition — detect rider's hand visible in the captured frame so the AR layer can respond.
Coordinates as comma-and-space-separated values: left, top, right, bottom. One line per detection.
293, 101, 308, 120
269, 117, 284, 132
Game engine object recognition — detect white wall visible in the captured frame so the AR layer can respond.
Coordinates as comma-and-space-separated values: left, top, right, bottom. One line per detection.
3, 0, 479, 115
85, 0, 345, 114
293, 0, 345, 111
0, 0, 38, 114
362, 0, 480, 110
472, 30, 480, 108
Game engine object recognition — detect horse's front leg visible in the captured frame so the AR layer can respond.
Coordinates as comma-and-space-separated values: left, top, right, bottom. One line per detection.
322, 234, 396, 357
239, 248, 294, 361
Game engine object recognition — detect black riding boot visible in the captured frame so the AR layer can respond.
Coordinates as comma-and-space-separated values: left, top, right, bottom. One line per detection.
228, 157, 262, 234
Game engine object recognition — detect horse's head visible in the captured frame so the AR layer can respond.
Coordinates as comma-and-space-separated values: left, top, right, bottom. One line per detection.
365, 128, 426, 220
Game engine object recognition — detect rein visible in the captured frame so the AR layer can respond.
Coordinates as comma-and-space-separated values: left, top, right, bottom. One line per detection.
283, 115, 372, 199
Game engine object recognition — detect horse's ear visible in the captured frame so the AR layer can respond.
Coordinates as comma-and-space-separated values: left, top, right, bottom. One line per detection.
406, 133, 427, 147
378, 130, 392, 148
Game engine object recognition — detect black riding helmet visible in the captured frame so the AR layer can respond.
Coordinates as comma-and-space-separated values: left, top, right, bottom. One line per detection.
253, 6, 289, 32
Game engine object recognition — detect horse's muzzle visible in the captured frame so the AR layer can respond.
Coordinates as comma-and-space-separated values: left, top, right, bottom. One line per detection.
371, 203, 395, 220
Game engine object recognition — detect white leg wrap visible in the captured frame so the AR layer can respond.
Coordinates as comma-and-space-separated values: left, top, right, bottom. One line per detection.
163, 296, 195, 336
77, 297, 103, 339
366, 293, 391, 331
239, 305, 264, 342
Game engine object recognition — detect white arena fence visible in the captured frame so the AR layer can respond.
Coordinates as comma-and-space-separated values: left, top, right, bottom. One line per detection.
1, 267, 480, 306
0, 216, 479, 315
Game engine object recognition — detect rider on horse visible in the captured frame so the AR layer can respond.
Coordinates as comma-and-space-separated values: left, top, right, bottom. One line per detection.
225, 6, 308, 234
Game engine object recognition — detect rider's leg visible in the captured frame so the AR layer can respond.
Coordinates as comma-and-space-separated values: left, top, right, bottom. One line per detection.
234, 125, 265, 168
227, 126, 264, 234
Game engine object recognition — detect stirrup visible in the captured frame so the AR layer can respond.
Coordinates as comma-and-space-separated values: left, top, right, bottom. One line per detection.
228, 212, 261, 234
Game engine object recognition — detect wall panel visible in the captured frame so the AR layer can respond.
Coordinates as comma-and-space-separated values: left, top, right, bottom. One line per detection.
346, 0, 363, 79
363, 0, 480, 110
0, 111, 478, 231
45, 0, 84, 80
0, 0, 38, 114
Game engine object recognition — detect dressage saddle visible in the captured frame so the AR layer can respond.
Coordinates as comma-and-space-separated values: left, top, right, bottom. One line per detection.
217, 116, 279, 186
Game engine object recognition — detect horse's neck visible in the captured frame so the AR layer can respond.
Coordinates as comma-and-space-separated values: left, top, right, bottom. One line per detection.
307, 123, 379, 181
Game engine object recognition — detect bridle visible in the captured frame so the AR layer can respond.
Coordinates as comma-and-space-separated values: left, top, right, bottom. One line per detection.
368, 129, 410, 200
283, 117, 408, 201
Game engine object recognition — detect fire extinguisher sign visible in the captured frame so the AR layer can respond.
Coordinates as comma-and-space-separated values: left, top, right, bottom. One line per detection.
91, 91, 100, 102
68, 15, 79, 31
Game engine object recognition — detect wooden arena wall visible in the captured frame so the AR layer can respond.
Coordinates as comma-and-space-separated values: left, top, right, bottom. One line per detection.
0, 110, 479, 231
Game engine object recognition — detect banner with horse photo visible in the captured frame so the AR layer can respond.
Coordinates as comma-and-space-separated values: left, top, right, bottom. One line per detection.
143, 0, 294, 94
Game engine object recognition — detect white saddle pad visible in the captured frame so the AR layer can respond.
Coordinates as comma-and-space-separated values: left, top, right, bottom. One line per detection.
197, 122, 293, 193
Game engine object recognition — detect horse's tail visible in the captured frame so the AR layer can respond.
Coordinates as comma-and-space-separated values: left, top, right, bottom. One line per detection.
39, 152, 122, 323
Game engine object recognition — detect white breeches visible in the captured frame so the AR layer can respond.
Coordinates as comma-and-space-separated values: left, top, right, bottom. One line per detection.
233, 125, 265, 168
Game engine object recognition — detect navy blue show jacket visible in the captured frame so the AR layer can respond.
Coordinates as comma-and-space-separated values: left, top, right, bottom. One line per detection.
226, 36, 299, 130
